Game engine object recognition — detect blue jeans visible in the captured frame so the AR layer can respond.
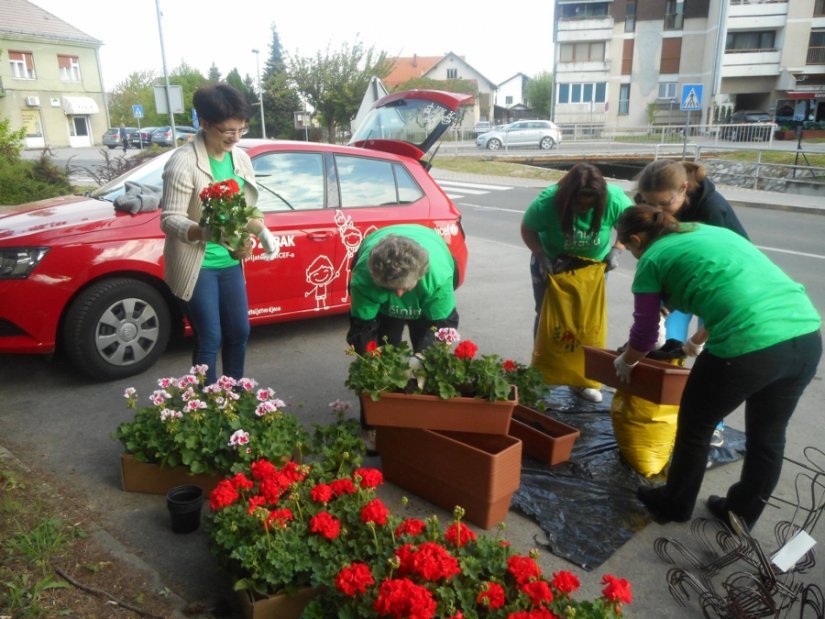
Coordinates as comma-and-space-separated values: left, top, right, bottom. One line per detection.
181, 265, 250, 384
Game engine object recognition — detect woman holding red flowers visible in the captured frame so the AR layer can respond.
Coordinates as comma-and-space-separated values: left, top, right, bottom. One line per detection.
160, 83, 278, 384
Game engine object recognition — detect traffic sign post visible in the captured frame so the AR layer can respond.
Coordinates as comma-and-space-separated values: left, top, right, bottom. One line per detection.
679, 84, 704, 159
131, 104, 145, 147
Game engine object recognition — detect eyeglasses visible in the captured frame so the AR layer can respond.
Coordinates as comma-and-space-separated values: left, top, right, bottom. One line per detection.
212, 125, 249, 137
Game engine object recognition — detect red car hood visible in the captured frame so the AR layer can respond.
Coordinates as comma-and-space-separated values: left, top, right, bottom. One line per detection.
0, 195, 159, 244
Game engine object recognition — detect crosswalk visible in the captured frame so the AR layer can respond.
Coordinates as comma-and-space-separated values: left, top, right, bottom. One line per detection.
437, 179, 513, 200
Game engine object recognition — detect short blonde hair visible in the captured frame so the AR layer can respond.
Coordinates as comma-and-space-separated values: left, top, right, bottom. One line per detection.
368, 235, 429, 290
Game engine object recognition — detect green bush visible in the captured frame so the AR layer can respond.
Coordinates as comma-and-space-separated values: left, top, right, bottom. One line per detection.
0, 156, 74, 206
0, 116, 26, 162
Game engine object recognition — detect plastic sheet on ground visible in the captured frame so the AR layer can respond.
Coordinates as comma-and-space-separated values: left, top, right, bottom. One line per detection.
511, 387, 746, 571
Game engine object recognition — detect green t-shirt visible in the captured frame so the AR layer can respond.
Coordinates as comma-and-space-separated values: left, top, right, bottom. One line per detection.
350, 224, 456, 322
522, 183, 633, 260
202, 153, 244, 269
633, 223, 820, 357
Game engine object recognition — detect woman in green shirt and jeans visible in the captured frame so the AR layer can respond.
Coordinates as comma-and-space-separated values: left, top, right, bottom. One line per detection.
613, 205, 821, 530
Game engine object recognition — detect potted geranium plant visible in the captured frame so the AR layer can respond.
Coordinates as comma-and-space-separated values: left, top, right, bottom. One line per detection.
115, 366, 308, 494
345, 329, 519, 435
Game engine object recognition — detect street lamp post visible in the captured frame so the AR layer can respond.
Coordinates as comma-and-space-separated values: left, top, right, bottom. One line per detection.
251, 49, 266, 139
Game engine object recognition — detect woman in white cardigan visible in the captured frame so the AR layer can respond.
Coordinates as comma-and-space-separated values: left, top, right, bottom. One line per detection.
160, 83, 277, 384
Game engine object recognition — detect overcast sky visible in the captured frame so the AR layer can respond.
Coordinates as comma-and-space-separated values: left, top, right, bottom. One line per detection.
31, 0, 554, 90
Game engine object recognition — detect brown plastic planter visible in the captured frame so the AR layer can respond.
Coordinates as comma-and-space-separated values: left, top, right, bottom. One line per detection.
120, 453, 223, 495
509, 405, 580, 466
376, 427, 522, 529
361, 387, 517, 435
583, 346, 690, 405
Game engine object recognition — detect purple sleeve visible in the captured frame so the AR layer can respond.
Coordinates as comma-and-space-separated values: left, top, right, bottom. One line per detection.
628, 293, 662, 351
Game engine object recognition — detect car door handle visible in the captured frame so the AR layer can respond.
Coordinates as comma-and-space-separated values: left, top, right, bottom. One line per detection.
307, 231, 334, 241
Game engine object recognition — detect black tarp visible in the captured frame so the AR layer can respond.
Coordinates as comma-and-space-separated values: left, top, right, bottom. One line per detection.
511, 387, 746, 570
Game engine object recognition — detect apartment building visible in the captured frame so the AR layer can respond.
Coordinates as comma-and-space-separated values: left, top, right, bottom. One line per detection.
552, 0, 825, 127
1, 0, 107, 148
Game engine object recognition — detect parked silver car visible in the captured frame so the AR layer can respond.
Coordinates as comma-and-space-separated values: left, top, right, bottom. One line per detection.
476, 120, 563, 150
150, 125, 198, 147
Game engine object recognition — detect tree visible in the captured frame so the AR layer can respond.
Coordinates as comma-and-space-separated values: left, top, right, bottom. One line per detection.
168, 62, 208, 126
261, 72, 303, 139
208, 63, 222, 83
526, 72, 553, 119
263, 24, 286, 79
288, 40, 393, 142
107, 71, 162, 126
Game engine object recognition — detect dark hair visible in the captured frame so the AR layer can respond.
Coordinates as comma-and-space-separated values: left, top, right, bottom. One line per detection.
192, 83, 250, 124
636, 160, 707, 201
616, 204, 683, 249
554, 163, 607, 235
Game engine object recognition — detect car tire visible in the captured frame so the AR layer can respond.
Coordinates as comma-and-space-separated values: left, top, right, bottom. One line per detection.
106, 145, 116, 149
539, 137, 555, 150
486, 138, 502, 151
62, 278, 171, 380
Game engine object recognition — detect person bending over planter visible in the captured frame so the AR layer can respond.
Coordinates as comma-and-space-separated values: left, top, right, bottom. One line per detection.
521, 162, 633, 403
347, 224, 459, 451
613, 205, 821, 530
635, 159, 750, 448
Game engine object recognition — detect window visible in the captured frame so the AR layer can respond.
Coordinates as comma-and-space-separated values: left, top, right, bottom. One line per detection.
9, 51, 35, 79
252, 152, 326, 212
808, 29, 825, 64
625, 0, 636, 32
336, 156, 423, 208
58, 55, 81, 81
660, 38, 682, 74
559, 42, 606, 62
559, 2, 609, 18
664, 0, 684, 30
505, 95, 513, 105
726, 31, 776, 52
658, 82, 677, 99
556, 82, 608, 104
446, 68, 458, 79
816, 0, 825, 16
619, 84, 631, 115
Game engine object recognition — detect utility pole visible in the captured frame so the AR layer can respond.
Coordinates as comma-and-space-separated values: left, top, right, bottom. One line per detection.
154, 0, 175, 137
252, 49, 266, 139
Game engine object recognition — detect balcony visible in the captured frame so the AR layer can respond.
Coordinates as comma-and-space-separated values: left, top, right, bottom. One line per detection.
722, 49, 781, 76
556, 60, 612, 74
557, 16, 614, 40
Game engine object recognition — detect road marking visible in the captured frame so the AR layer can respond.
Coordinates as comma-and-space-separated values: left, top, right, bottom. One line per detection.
438, 180, 513, 191
462, 203, 524, 213
756, 245, 825, 260
439, 180, 514, 200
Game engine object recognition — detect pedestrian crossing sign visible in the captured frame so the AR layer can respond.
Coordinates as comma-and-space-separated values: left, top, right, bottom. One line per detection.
680, 84, 703, 111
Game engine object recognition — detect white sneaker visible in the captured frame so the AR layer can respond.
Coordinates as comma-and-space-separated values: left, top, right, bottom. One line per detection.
573, 387, 603, 403
710, 428, 725, 448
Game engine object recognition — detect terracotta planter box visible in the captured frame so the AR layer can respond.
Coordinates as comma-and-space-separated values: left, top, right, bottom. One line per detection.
361, 387, 518, 435
583, 346, 690, 405
120, 453, 223, 496
236, 587, 318, 619
509, 405, 580, 466
376, 427, 522, 529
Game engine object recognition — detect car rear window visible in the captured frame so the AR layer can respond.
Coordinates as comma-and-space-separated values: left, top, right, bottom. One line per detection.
253, 151, 326, 211
335, 155, 423, 208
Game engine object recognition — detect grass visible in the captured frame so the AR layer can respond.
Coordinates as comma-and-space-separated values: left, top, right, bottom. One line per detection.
432, 156, 564, 182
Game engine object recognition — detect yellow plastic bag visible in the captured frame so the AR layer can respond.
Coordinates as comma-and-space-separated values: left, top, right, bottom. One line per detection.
532, 260, 606, 388
611, 390, 679, 478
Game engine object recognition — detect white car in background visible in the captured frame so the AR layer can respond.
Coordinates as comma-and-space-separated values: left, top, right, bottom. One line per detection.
476, 120, 563, 151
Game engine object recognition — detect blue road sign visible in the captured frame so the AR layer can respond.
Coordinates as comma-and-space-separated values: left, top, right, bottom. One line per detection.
680, 84, 703, 111
132, 104, 144, 119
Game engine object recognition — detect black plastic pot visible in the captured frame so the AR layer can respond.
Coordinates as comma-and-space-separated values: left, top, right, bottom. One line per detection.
166, 484, 204, 534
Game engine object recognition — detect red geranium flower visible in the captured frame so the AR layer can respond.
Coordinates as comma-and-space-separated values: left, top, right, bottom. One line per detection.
335, 562, 375, 597
361, 498, 390, 526
209, 479, 239, 510
476, 581, 506, 609
551, 570, 580, 594
522, 580, 553, 605
602, 574, 632, 604
330, 478, 357, 496
264, 508, 293, 530
395, 518, 427, 538
373, 578, 436, 619
310, 483, 334, 503
507, 555, 542, 585
309, 511, 341, 540
502, 359, 518, 372
365, 340, 379, 354
444, 521, 476, 547
354, 467, 383, 489
454, 340, 478, 359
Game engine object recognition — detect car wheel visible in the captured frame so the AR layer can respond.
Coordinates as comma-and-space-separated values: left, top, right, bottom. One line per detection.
539, 137, 555, 150
62, 278, 171, 380
487, 138, 502, 151
107, 145, 116, 149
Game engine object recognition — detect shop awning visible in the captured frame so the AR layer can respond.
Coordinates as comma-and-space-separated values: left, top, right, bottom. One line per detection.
62, 96, 100, 115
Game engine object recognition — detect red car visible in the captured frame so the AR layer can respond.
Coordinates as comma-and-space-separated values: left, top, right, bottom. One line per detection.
0, 90, 470, 380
